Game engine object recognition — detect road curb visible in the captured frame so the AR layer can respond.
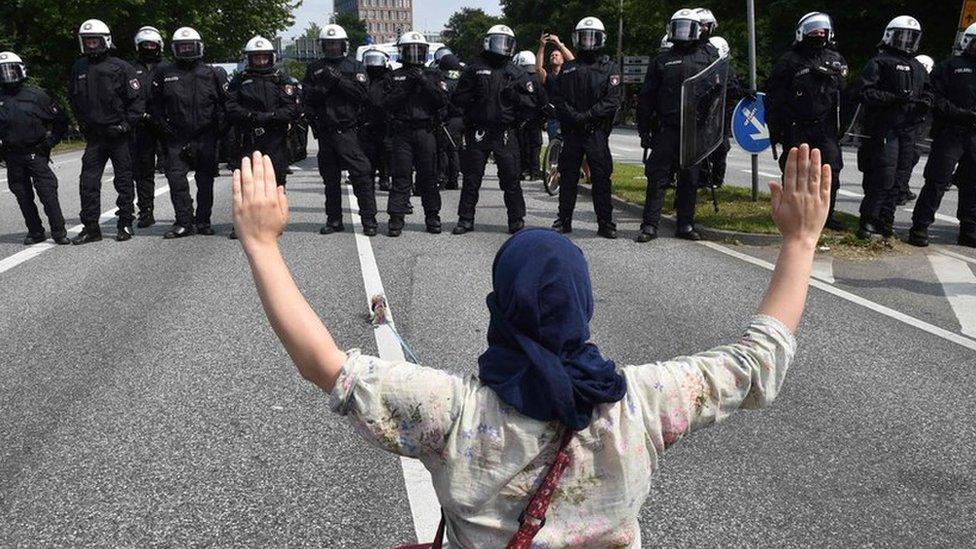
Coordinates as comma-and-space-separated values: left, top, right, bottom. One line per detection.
578, 182, 782, 246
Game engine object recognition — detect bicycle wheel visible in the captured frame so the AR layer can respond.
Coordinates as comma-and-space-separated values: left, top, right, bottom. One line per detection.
543, 138, 562, 196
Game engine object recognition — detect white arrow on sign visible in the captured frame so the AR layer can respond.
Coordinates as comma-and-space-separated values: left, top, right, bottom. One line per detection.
741, 106, 769, 141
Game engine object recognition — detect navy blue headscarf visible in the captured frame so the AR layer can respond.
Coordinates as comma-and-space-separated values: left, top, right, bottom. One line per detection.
478, 229, 627, 431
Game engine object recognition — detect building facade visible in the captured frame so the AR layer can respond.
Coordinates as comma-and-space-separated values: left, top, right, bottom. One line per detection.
336, 0, 413, 44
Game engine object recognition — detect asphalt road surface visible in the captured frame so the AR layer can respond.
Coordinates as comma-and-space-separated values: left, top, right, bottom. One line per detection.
1, 137, 975, 547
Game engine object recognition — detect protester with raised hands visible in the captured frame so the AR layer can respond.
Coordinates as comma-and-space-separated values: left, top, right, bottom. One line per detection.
233, 145, 830, 546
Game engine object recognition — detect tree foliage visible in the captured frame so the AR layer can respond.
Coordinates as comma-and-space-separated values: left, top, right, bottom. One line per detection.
443, 8, 503, 62
0, 0, 299, 110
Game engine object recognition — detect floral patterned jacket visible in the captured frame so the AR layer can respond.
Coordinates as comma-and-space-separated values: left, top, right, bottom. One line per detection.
329, 315, 796, 547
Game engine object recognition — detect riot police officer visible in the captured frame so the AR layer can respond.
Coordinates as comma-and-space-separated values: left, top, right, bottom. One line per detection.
636, 9, 715, 242
549, 17, 621, 238
382, 32, 448, 236
69, 19, 144, 244
150, 27, 227, 238
131, 26, 165, 229
514, 50, 548, 182
0, 52, 70, 245
452, 25, 538, 235
303, 24, 378, 237
765, 12, 848, 231
225, 35, 300, 239
435, 53, 464, 190
856, 16, 931, 239
896, 53, 935, 205
909, 23, 976, 248
360, 47, 393, 192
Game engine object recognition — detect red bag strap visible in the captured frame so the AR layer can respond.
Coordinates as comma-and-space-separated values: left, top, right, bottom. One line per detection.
419, 429, 574, 549
505, 428, 575, 548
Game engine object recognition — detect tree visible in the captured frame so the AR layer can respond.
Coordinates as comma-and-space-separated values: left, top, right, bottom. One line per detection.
301, 21, 322, 42
333, 11, 368, 52
443, 8, 503, 62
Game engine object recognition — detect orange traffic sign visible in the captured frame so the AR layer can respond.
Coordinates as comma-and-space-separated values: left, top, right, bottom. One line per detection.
961, 0, 976, 29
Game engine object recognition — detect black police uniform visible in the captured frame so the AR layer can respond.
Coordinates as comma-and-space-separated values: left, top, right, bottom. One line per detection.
856, 46, 931, 236
381, 64, 449, 235
518, 68, 548, 181
303, 56, 378, 234
910, 54, 976, 246
0, 83, 70, 243
361, 65, 392, 191
452, 52, 538, 233
436, 55, 464, 190
637, 40, 715, 237
69, 54, 144, 241
765, 42, 848, 223
226, 68, 300, 185
150, 59, 227, 233
131, 57, 164, 224
550, 52, 621, 235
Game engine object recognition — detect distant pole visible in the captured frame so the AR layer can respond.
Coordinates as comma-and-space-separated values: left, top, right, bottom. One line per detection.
618, 0, 625, 120
747, 0, 759, 201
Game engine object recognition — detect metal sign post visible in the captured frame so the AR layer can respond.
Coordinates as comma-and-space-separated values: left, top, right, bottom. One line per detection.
747, 0, 759, 201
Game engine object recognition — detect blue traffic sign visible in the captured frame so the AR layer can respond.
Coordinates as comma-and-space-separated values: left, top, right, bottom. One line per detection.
732, 92, 771, 155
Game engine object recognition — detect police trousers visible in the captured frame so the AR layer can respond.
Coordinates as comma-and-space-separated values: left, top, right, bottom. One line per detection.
457, 128, 525, 224
557, 128, 615, 228
6, 152, 66, 237
80, 134, 135, 228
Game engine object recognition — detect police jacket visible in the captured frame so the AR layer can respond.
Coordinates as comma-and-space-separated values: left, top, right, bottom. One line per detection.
523, 69, 551, 129
150, 60, 227, 137
928, 54, 976, 132
765, 44, 847, 142
638, 41, 715, 132
452, 52, 539, 131
303, 57, 369, 131
0, 84, 70, 153
858, 46, 931, 135
551, 53, 621, 133
382, 66, 448, 126
68, 55, 144, 132
437, 66, 464, 120
362, 69, 392, 130
226, 69, 300, 133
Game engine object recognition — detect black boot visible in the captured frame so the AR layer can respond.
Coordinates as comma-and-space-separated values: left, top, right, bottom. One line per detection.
319, 220, 346, 235
362, 216, 378, 237
452, 220, 474, 235
23, 233, 46, 245
137, 210, 155, 228
635, 226, 658, 243
824, 216, 846, 231
907, 226, 929, 247
856, 221, 883, 240
71, 225, 103, 245
388, 215, 404, 237
196, 224, 216, 236
53, 234, 71, 245
228, 229, 238, 240
163, 224, 195, 239
115, 225, 134, 242
426, 217, 442, 234
508, 218, 525, 234
597, 224, 618, 239
675, 224, 701, 241
551, 217, 572, 234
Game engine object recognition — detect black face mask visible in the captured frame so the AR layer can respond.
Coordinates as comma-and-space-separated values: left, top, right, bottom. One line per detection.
801, 35, 828, 51
484, 50, 511, 67
138, 47, 161, 63
366, 66, 387, 79
578, 50, 598, 63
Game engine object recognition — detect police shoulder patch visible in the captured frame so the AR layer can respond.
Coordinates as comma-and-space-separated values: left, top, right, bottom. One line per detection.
129, 78, 140, 90
356, 73, 367, 82
284, 84, 295, 96
526, 81, 534, 93
610, 74, 621, 86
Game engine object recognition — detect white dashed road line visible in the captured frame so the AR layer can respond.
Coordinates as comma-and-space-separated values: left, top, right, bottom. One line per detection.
927, 253, 976, 338
812, 255, 836, 284
345, 185, 440, 543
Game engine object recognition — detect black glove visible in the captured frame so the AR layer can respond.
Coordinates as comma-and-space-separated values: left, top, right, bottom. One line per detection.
179, 143, 197, 165
34, 136, 57, 157
106, 121, 130, 137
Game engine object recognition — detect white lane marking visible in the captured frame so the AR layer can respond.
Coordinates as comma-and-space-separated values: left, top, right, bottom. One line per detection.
928, 254, 976, 338
612, 145, 641, 153
937, 248, 976, 266
837, 189, 862, 198
836, 188, 959, 225
739, 169, 781, 179
698, 241, 976, 352
289, 165, 304, 171
345, 185, 440, 542
0, 184, 170, 276
812, 255, 836, 284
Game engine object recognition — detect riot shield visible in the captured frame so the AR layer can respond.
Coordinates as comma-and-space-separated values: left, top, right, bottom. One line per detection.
679, 57, 730, 169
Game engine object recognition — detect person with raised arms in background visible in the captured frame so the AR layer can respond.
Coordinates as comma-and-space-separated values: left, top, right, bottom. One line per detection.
228, 141, 830, 546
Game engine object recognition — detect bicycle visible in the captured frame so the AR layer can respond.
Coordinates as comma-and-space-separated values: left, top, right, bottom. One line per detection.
542, 135, 562, 196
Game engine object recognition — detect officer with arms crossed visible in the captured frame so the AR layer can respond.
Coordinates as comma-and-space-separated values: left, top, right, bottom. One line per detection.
766, 12, 848, 231
452, 25, 538, 235
360, 48, 393, 192
909, 22, 976, 248
303, 24, 378, 237
856, 16, 931, 240
131, 26, 166, 229
381, 32, 449, 236
69, 19, 144, 244
636, 9, 716, 242
549, 17, 622, 239
226, 36, 300, 239
0, 52, 71, 245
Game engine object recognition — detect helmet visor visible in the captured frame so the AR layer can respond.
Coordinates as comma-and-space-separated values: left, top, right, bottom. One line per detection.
574, 29, 606, 50
173, 41, 203, 59
320, 39, 347, 59
799, 15, 832, 37
486, 34, 516, 57
363, 51, 388, 67
433, 47, 452, 62
890, 29, 921, 53
399, 43, 428, 65
669, 20, 701, 42
0, 63, 25, 84
247, 52, 274, 70
80, 35, 108, 54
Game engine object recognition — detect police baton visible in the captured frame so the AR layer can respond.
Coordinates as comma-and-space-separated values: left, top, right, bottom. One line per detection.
771, 142, 779, 162
440, 122, 457, 150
